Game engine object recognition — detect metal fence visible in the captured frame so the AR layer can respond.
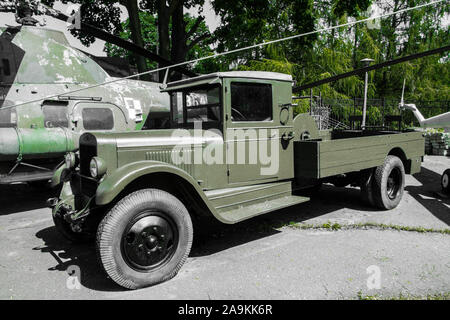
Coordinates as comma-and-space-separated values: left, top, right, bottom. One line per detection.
307, 97, 449, 130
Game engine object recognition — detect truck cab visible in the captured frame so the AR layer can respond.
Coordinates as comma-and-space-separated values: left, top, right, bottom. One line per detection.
49, 71, 425, 290
163, 71, 296, 188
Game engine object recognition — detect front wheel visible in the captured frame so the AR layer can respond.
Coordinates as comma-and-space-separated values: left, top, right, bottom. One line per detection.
372, 155, 405, 210
441, 169, 450, 194
96, 189, 193, 289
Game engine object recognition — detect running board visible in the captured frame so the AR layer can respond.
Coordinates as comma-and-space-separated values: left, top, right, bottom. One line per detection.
205, 182, 310, 223
218, 195, 309, 223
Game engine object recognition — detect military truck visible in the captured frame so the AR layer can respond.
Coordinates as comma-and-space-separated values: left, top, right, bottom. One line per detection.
49, 71, 424, 289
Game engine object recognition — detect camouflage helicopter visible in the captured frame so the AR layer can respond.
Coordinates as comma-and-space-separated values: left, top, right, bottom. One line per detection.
0, 1, 193, 186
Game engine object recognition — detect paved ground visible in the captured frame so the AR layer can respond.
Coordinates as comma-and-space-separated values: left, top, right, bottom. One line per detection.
0, 156, 449, 300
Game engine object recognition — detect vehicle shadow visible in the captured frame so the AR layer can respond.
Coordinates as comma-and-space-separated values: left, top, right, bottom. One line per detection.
0, 184, 53, 216
32, 185, 375, 293
32, 167, 448, 292
190, 185, 380, 257
405, 167, 450, 226
34, 226, 124, 292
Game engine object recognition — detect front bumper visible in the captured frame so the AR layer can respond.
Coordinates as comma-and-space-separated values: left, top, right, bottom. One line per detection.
47, 180, 95, 223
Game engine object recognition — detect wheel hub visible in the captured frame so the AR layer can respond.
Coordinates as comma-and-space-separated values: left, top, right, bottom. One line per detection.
443, 173, 449, 188
145, 235, 158, 250
386, 168, 401, 200
122, 214, 176, 270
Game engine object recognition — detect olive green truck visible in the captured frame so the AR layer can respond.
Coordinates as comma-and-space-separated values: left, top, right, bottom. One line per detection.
48, 71, 424, 289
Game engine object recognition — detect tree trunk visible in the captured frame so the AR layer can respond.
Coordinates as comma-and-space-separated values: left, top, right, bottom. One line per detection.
171, 5, 187, 81
125, 0, 150, 81
157, 0, 171, 82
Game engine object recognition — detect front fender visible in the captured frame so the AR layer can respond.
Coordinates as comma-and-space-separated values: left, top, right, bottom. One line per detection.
51, 163, 68, 188
95, 160, 227, 222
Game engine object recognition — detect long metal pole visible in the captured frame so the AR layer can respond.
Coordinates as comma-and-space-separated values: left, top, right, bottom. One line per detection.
293, 45, 450, 92
362, 70, 369, 129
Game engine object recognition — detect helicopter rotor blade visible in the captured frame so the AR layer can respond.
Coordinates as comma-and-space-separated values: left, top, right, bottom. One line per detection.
400, 78, 406, 106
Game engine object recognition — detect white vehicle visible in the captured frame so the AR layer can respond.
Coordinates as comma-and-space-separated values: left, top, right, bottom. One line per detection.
399, 80, 450, 194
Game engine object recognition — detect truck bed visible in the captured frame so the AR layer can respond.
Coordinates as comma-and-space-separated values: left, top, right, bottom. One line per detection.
294, 130, 424, 179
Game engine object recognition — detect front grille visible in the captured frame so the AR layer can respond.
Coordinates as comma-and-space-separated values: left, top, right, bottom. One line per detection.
80, 176, 98, 197
79, 133, 98, 197
79, 133, 97, 176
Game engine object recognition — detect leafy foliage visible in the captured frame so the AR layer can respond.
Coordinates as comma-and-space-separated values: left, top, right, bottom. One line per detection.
213, 0, 448, 107
105, 11, 213, 72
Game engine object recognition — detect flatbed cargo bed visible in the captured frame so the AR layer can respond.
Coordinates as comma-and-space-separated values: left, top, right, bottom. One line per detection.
295, 130, 424, 179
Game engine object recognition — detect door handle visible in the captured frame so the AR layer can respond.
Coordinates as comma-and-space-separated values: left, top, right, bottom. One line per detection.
282, 131, 294, 141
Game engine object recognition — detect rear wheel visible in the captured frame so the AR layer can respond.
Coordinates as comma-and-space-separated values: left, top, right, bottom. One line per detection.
96, 189, 193, 289
441, 169, 450, 194
372, 156, 405, 210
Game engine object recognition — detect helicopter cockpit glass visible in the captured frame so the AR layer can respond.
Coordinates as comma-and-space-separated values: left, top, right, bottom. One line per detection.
13, 28, 108, 84
42, 102, 69, 128
82, 108, 114, 130
0, 107, 16, 127
2, 58, 11, 77
0, 27, 23, 108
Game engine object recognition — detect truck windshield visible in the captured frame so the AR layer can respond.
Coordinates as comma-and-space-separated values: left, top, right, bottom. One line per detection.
170, 84, 221, 130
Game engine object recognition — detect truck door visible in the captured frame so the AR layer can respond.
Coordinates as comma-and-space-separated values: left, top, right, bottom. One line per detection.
224, 79, 294, 184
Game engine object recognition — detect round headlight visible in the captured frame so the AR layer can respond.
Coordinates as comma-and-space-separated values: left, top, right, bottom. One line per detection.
65, 152, 76, 169
89, 157, 107, 178
89, 159, 98, 178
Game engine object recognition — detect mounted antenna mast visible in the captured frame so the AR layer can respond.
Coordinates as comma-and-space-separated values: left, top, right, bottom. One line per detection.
400, 78, 406, 107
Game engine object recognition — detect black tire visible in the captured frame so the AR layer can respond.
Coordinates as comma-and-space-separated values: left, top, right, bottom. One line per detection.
332, 177, 350, 188
302, 182, 322, 197
360, 169, 375, 206
96, 189, 193, 289
53, 214, 95, 243
28, 180, 51, 190
372, 155, 405, 210
441, 169, 450, 194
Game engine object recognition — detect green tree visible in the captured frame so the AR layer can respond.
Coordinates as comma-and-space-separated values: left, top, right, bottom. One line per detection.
105, 11, 214, 74
45, 0, 212, 81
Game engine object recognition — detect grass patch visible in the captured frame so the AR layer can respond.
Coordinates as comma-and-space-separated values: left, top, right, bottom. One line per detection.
357, 291, 450, 300
283, 221, 450, 235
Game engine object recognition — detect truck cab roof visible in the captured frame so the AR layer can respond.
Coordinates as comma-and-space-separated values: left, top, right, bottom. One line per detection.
164, 71, 293, 92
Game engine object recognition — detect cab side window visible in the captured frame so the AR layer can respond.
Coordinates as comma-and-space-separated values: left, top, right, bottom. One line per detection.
170, 84, 221, 130
82, 108, 114, 130
185, 86, 220, 125
230, 83, 273, 122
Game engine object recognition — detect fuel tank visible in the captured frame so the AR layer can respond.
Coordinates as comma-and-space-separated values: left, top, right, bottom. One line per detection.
0, 127, 75, 161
